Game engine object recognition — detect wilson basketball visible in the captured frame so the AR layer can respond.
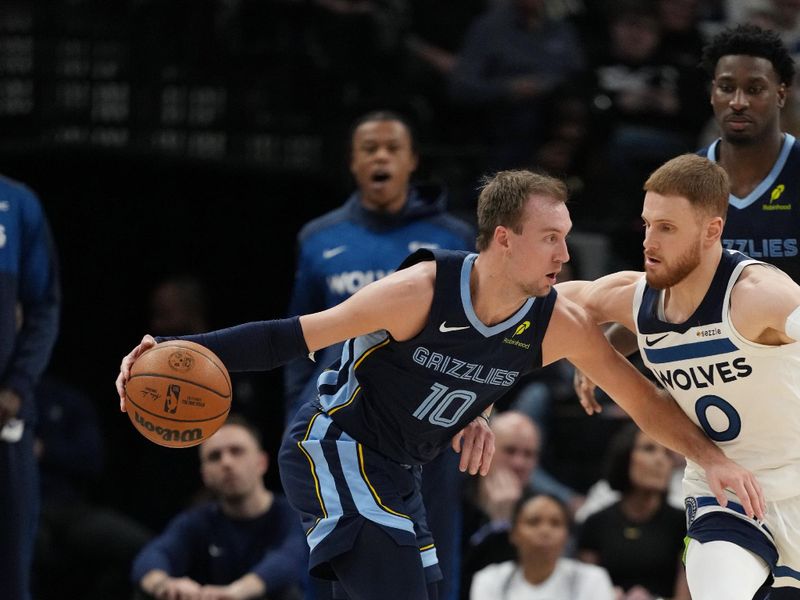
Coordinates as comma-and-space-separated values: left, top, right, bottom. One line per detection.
125, 340, 232, 448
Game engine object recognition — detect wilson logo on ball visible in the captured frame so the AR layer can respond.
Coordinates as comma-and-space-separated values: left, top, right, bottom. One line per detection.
168, 351, 194, 371
133, 411, 202, 444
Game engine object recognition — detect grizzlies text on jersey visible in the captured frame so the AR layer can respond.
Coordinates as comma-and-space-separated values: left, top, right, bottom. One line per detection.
316, 249, 556, 465
701, 133, 800, 282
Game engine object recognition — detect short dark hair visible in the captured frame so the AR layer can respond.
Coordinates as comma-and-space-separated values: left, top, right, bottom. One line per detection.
348, 110, 418, 154
701, 24, 795, 85
511, 492, 572, 530
205, 413, 263, 451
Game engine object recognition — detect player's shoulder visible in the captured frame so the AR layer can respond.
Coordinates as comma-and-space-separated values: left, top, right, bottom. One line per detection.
296, 203, 351, 243
733, 262, 797, 310
0, 174, 42, 207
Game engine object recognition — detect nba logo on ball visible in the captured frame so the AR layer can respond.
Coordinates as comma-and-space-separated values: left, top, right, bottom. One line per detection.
125, 341, 231, 448
164, 384, 180, 414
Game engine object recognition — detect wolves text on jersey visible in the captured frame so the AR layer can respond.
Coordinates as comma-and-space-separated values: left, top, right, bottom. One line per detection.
651, 357, 752, 391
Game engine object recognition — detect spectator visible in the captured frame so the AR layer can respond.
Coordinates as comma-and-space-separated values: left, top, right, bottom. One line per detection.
586, 0, 708, 265
32, 375, 152, 600
0, 174, 60, 600
131, 415, 307, 600
284, 109, 475, 599
460, 411, 581, 596
449, 0, 585, 170
577, 423, 690, 600
470, 493, 614, 600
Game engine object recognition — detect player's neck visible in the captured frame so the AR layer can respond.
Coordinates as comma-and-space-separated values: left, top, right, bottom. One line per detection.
719, 131, 784, 197
620, 489, 662, 523
221, 487, 273, 519
663, 246, 722, 324
471, 254, 531, 326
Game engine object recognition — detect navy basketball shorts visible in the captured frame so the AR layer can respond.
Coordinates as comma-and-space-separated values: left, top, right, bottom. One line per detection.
279, 401, 443, 584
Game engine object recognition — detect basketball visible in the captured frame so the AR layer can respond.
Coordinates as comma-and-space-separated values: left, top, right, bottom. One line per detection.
125, 340, 232, 448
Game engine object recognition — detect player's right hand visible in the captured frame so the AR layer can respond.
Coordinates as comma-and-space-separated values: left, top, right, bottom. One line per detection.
573, 368, 603, 415
116, 334, 157, 412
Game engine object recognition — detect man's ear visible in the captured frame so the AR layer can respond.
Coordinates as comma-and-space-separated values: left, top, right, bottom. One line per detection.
495, 225, 510, 250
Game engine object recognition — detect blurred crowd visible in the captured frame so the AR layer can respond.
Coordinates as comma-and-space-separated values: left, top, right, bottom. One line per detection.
3, 0, 800, 599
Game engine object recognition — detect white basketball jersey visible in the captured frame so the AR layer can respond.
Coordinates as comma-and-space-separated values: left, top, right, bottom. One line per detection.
633, 250, 800, 501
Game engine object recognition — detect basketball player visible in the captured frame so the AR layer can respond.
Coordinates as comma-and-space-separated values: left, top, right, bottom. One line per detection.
116, 170, 765, 600
700, 24, 800, 283
564, 154, 800, 599
600, 25, 800, 361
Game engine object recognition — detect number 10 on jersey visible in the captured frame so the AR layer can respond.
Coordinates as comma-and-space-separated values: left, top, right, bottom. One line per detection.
414, 383, 478, 427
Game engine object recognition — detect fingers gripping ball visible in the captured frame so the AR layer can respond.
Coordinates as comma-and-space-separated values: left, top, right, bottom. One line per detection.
125, 341, 232, 448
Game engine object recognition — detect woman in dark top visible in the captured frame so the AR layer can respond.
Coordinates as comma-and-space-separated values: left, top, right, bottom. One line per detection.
577, 422, 689, 600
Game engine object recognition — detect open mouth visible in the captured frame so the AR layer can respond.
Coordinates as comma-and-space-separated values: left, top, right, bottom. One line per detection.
644, 255, 661, 267
371, 171, 391, 183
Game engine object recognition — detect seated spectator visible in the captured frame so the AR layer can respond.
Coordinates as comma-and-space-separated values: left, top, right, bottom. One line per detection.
33, 375, 152, 600
585, 0, 708, 266
460, 411, 580, 596
577, 422, 689, 600
448, 0, 585, 170
131, 415, 307, 600
470, 493, 614, 600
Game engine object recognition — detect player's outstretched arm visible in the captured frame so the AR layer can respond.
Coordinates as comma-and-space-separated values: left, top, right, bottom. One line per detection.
116, 262, 436, 411
543, 297, 766, 520
557, 272, 640, 414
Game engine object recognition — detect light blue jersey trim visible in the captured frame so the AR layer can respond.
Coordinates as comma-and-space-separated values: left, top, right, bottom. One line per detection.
336, 435, 416, 534
318, 332, 388, 412
420, 547, 439, 568
460, 253, 534, 337
707, 134, 796, 209
643, 338, 738, 364
303, 415, 343, 551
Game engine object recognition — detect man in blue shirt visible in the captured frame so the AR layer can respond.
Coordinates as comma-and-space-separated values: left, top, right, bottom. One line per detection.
0, 175, 59, 600
132, 415, 307, 600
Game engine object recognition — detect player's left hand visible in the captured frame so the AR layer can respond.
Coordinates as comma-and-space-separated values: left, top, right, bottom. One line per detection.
573, 368, 603, 415
705, 458, 767, 521
452, 415, 495, 476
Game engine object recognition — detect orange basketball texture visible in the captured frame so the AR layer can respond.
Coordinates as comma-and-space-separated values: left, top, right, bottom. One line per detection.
125, 340, 232, 448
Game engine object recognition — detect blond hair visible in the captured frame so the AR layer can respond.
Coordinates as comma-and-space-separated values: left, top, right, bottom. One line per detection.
644, 154, 729, 220
476, 170, 568, 251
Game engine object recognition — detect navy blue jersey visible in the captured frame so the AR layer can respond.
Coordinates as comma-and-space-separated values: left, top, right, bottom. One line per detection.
316, 249, 556, 465
284, 186, 475, 421
700, 133, 800, 282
